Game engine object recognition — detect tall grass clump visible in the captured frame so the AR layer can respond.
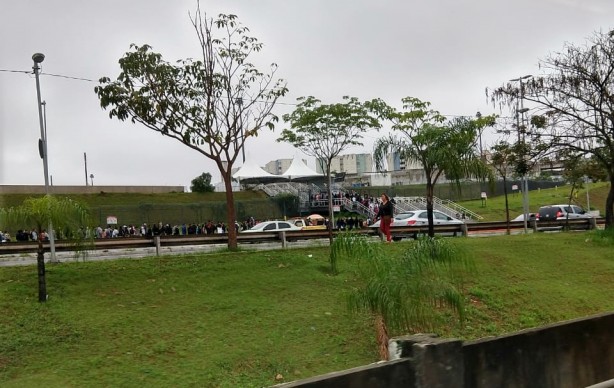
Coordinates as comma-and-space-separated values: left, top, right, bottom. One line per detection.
332, 233, 475, 360
590, 227, 614, 246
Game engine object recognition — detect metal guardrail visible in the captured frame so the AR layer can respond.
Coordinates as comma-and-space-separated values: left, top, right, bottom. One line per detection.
0, 218, 605, 257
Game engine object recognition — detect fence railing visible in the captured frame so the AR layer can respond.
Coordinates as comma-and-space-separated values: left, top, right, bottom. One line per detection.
0, 218, 603, 257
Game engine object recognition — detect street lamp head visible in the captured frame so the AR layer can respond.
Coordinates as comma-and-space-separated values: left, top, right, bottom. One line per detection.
32, 53, 45, 64
517, 108, 530, 114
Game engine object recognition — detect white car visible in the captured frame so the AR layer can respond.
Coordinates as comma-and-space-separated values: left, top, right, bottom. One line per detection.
370, 210, 463, 228
242, 220, 302, 233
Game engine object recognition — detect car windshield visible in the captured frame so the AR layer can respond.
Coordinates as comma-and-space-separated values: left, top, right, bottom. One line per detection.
434, 212, 449, 220
249, 223, 268, 231
395, 212, 414, 220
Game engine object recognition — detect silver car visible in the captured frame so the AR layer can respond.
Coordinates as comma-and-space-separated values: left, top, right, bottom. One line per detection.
369, 210, 463, 228
242, 220, 302, 233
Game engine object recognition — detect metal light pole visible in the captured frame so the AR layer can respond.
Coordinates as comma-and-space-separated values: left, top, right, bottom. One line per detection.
84, 152, 89, 186
510, 75, 532, 233
32, 53, 57, 262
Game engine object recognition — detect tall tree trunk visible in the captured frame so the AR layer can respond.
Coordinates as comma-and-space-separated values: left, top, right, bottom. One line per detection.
606, 174, 614, 230
37, 234, 47, 302
426, 179, 435, 238
375, 314, 390, 361
222, 172, 238, 250
503, 176, 510, 235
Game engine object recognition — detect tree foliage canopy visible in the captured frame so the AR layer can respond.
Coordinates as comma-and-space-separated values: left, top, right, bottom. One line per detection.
278, 96, 381, 240
332, 233, 473, 360
0, 195, 92, 302
373, 97, 494, 236
94, 3, 287, 248
0, 195, 92, 236
279, 96, 381, 165
190, 172, 215, 193
488, 29, 614, 227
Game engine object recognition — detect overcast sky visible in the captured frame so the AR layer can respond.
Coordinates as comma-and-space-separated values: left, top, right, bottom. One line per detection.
1, 0, 613, 189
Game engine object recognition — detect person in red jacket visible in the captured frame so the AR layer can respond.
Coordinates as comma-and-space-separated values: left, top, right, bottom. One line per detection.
377, 193, 393, 242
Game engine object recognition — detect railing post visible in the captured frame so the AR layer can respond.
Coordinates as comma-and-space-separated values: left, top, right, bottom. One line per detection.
589, 217, 597, 230
154, 236, 161, 256
280, 231, 287, 248
460, 223, 468, 237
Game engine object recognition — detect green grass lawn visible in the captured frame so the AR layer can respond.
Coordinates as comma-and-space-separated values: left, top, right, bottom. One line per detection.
1, 232, 614, 387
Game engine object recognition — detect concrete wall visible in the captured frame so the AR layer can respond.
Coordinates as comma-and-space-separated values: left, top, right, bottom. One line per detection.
276, 312, 614, 388
463, 312, 614, 388
0, 185, 185, 194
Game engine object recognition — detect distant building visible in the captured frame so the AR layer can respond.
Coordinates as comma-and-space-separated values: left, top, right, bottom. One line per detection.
263, 158, 309, 175
383, 152, 435, 185
316, 153, 373, 175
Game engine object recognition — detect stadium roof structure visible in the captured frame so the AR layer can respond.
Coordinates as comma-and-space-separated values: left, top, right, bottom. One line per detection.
232, 161, 285, 184
280, 157, 323, 181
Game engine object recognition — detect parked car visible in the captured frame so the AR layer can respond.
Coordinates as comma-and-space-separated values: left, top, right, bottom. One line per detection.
511, 213, 537, 222
242, 220, 302, 233
291, 216, 327, 231
537, 204, 593, 221
369, 210, 463, 228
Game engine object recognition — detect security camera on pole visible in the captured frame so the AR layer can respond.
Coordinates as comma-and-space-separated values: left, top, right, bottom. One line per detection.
32, 53, 57, 262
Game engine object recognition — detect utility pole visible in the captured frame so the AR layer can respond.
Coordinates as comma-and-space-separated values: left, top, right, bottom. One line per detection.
84, 152, 89, 186
32, 53, 57, 262
510, 75, 532, 233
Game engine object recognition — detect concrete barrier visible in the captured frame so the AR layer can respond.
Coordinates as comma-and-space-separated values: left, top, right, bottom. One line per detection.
276, 312, 614, 388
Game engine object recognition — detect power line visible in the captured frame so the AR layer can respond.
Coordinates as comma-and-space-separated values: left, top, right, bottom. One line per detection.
1, 68, 515, 118
0, 68, 96, 82
0, 69, 30, 74
41, 72, 96, 82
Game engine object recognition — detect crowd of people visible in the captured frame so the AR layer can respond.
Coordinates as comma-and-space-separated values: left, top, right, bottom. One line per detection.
1, 190, 394, 242
93, 217, 262, 239
1, 229, 53, 243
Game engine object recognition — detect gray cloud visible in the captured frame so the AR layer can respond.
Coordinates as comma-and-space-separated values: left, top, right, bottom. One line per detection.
1, 0, 612, 188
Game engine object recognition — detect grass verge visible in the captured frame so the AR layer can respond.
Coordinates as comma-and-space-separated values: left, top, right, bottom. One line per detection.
1, 231, 613, 387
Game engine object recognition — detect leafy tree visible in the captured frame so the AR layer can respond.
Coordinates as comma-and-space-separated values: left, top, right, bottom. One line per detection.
0, 196, 92, 302
489, 29, 614, 229
95, 4, 287, 249
332, 233, 473, 360
373, 97, 494, 237
278, 96, 381, 245
190, 172, 215, 193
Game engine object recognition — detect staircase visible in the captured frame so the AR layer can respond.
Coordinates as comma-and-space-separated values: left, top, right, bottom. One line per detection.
393, 196, 482, 220
253, 184, 481, 221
